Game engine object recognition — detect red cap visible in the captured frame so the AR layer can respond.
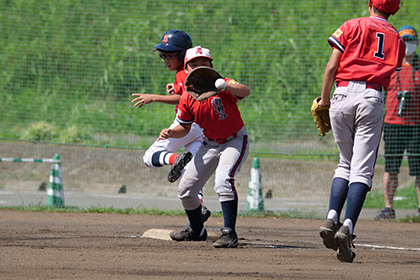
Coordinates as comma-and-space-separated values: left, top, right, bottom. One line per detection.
370, 0, 400, 15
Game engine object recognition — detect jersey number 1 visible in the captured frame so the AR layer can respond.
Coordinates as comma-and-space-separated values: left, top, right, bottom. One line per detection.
374, 33, 385, 59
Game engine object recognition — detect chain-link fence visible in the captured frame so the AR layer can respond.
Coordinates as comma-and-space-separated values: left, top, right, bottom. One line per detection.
0, 0, 419, 216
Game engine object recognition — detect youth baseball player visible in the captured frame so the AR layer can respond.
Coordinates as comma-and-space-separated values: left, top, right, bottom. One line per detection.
131, 30, 210, 223
317, 0, 405, 262
158, 46, 250, 248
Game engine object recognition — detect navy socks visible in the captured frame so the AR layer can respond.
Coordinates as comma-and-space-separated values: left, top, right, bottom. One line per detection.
344, 182, 369, 228
328, 177, 349, 218
185, 205, 203, 236
221, 199, 238, 231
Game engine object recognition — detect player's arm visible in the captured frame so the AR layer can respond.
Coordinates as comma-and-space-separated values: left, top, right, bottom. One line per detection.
319, 48, 342, 107
131, 93, 181, 108
225, 82, 250, 98
158, 124, 191, 141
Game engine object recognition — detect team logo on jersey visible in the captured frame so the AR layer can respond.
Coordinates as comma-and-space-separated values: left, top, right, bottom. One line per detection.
211, 97, 228, 120
162, 35, 168, 43
333, 29, 343, 38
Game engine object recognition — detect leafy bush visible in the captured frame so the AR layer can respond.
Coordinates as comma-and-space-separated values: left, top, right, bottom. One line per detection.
20, 121, 57, 141
19, 121, 91, 143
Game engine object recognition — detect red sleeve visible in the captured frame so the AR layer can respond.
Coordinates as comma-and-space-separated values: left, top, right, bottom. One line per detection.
173, 69, 188, 96
176, 93, 195, 125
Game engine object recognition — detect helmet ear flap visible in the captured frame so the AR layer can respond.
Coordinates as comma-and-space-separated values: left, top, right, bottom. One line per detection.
178, 50, 187, 64
154, 30, 192, 63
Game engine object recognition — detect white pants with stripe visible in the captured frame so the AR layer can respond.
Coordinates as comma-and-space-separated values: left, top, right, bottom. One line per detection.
178, 126, 250, 211
143, 118, 203, 168
330, 81, 384, 189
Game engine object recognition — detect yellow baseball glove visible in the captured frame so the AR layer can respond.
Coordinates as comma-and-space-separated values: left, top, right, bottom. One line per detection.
310, 97, 331, 137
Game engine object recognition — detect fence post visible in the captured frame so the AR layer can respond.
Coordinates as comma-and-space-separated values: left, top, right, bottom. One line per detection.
246, 157, 264, 211
46, 154, 64, 207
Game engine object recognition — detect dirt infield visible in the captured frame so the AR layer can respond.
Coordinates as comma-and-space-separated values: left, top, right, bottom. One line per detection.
1, 210, 419, 279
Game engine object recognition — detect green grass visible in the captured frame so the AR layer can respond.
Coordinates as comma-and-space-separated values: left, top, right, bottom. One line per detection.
1, 205, 318, 219
2, 205, 418, 222
364, 185, 419, 210
1, 0, 419, 150
1, 205, 188, 215
398, 214, 420, 223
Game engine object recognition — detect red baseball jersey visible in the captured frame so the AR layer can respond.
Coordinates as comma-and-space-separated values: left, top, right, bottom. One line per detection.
176, 78, 244, 139
385, 62, 420, 125
173, 68, 188, 112
174, 68, 188, 96
328, 16, 405, 89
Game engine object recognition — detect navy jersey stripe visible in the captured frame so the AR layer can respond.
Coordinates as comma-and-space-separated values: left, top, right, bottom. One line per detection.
329, 36, 345, 52
176, 116, 194, 125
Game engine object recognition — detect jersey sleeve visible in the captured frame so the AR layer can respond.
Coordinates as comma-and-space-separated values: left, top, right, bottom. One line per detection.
173, 69, 188, 95
395, 40, 406, 72
224, 78, 244, 100
328, 21, 350, 52
175, 93, 195, 125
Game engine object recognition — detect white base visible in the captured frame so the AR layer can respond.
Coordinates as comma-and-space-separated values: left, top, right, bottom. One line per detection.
142, 228, 219, 241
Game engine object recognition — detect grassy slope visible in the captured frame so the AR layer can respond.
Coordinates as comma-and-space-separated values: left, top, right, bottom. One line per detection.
0, 0, 418, 148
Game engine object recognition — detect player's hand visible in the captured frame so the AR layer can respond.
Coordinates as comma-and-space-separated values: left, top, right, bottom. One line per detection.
166, 83, 175, 95
318, 98, 330, 107
157, 128, 172, 141
131, 94, 154, 108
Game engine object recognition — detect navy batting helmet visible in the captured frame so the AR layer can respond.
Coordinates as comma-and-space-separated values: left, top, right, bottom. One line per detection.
153, 30, 193, 62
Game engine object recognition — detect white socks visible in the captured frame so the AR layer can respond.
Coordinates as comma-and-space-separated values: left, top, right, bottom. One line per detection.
343, 219, 354, 235
327, 210, 354, 234
327, 209, 338, 224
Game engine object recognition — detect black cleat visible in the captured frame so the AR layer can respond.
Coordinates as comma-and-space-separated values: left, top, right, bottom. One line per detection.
168, 151, 192, 183
170, 227, 207, 241
319, 219, 339, 251
213, 227, 238, 248
201, 205, 211, 223
335, 226, 356, 263
374, 207, 395, 221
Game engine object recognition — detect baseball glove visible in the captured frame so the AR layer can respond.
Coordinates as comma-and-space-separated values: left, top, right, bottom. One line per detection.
185, 66, 224, 101
310, 97, 331, 136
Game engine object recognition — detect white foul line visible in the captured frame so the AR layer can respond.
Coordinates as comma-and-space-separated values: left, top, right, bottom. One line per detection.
54, 236, 420, 252
115, 235, 420, 251
355, 243, 420, 251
